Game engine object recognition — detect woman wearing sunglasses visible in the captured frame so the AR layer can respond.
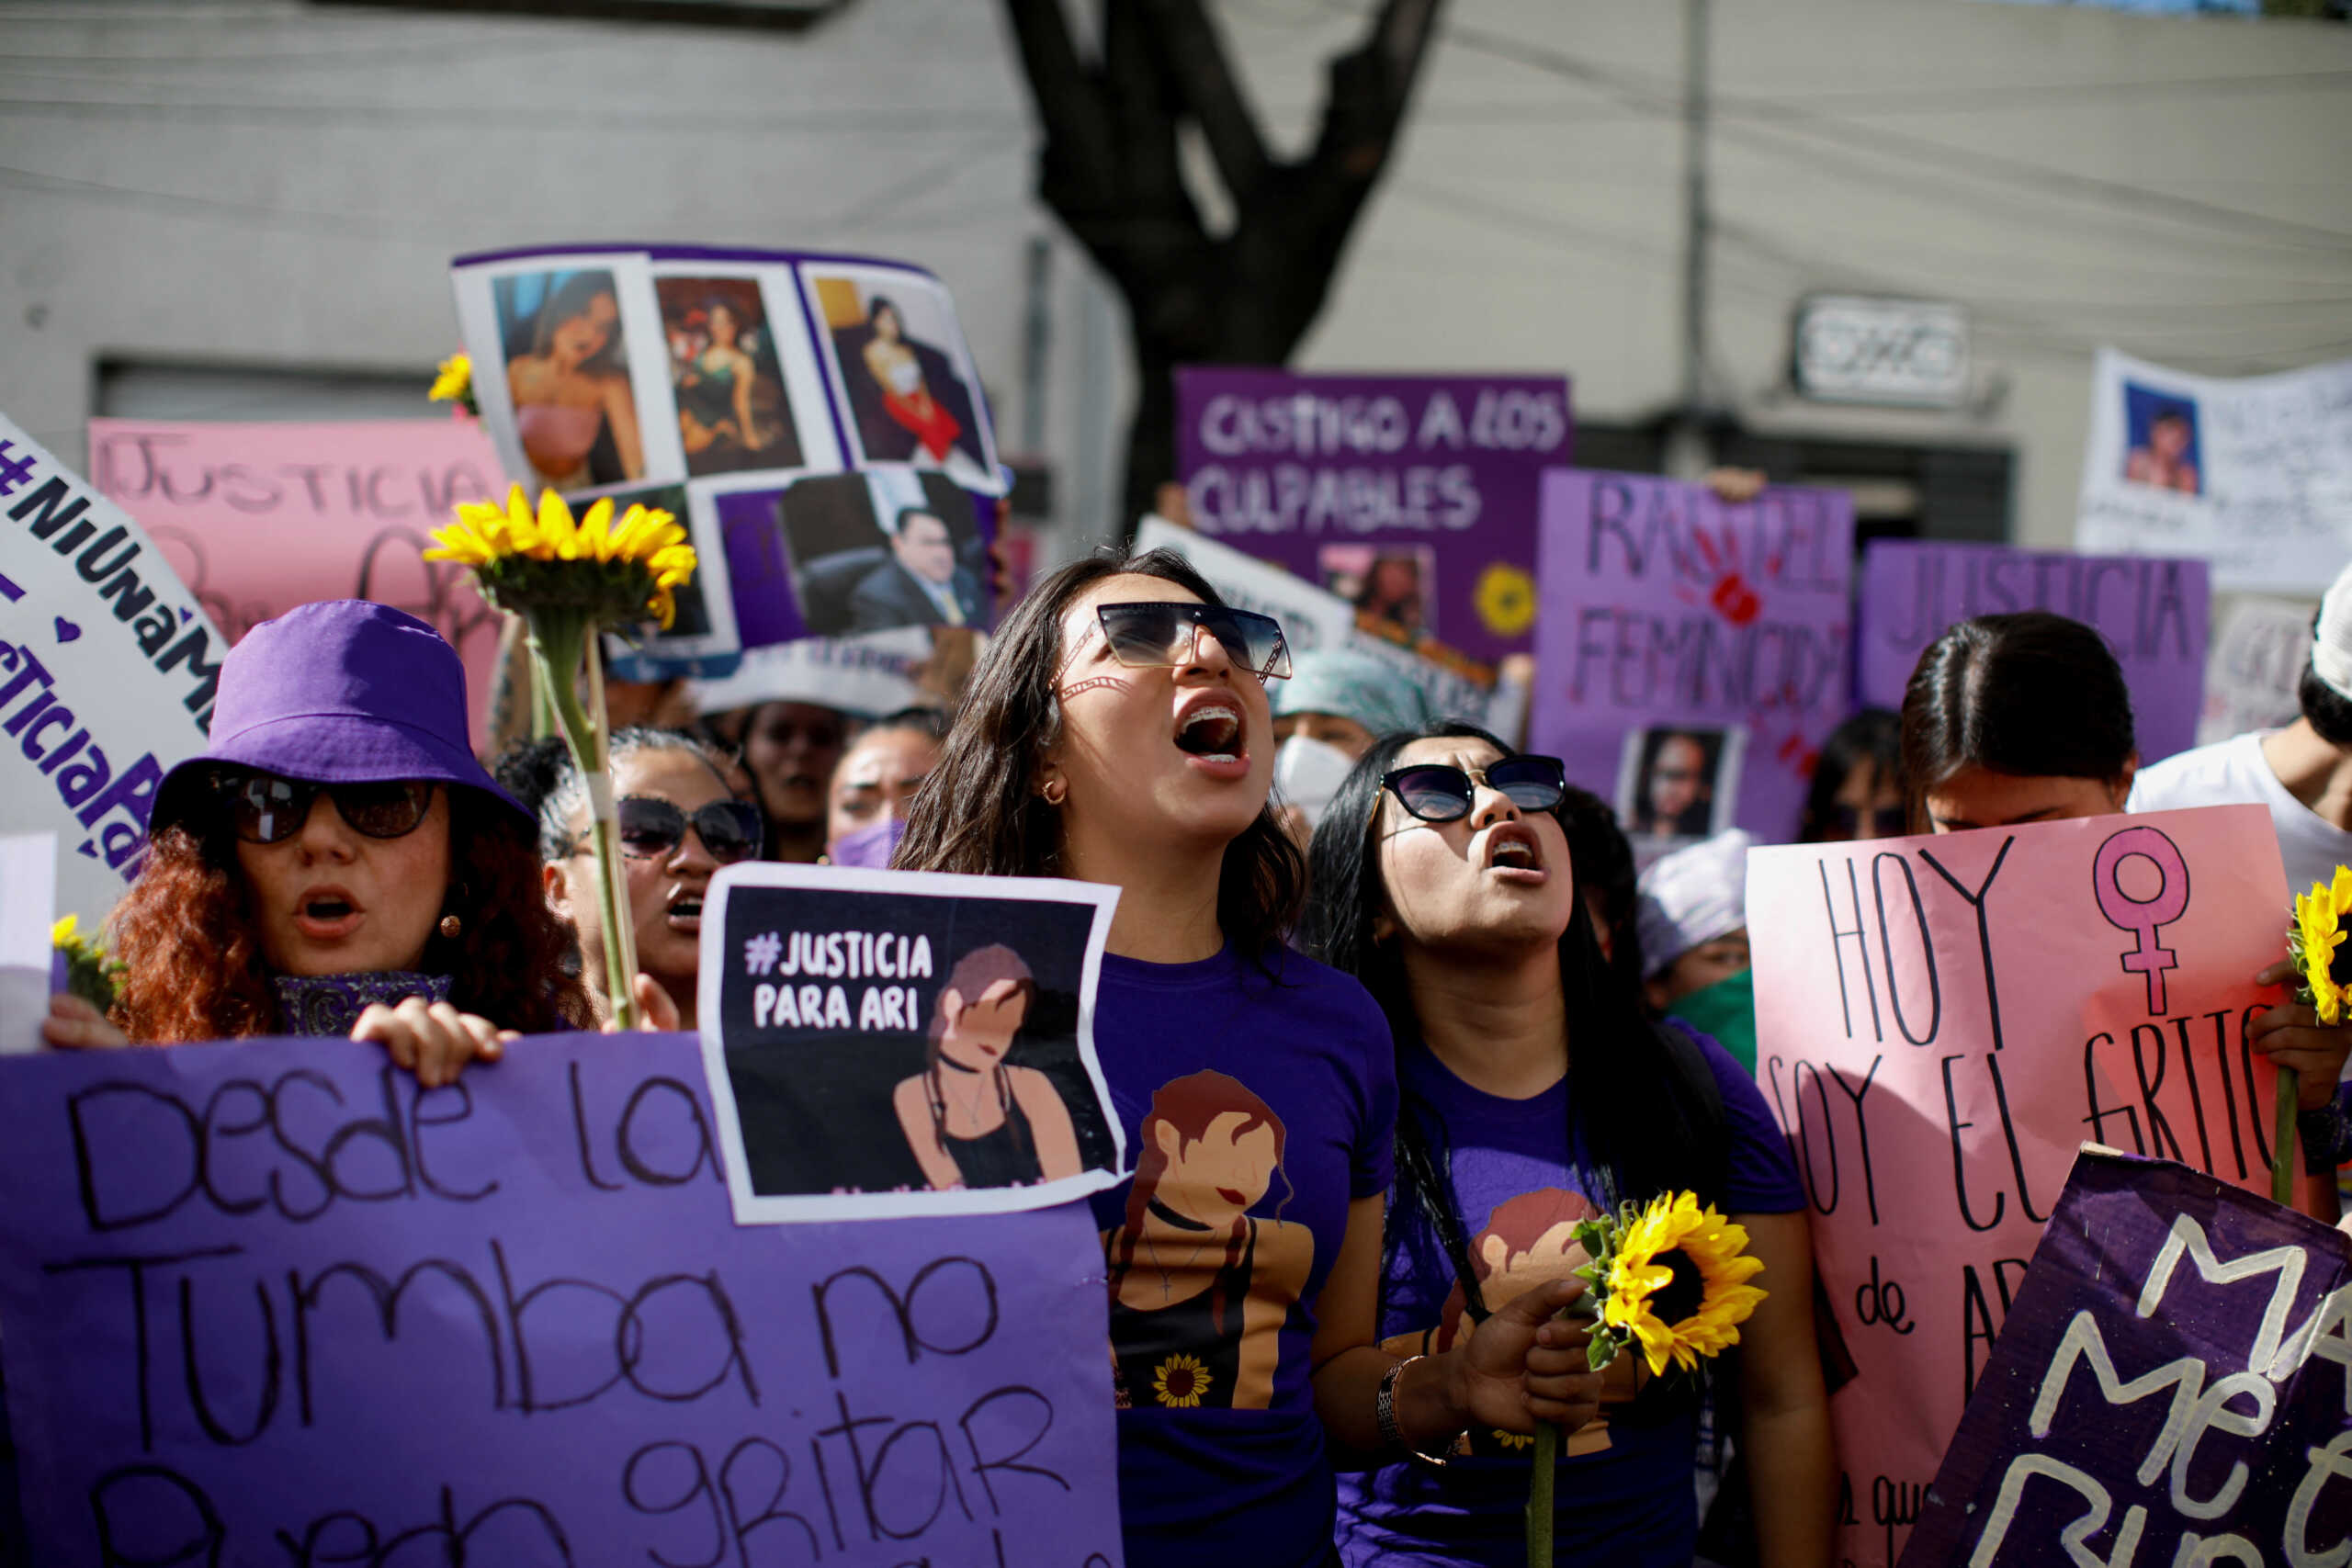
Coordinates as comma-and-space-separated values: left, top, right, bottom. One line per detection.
42, 602, 593, 1077
539, 728, 763, 1032
1300, 723, 1834, 1568
897, 553, 1602, 1568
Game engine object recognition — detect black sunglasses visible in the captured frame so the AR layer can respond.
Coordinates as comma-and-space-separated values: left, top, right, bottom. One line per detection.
1381, 754, 1568, 823
213, 770, 437, 845
1095, 602, 1292, 681
599, 796, 764, 864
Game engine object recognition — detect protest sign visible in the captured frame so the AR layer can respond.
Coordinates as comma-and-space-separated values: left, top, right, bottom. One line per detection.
0, 412, 220, 927
2200, 593, 2315, 748
1901, 1148, 2352, 1568
1532, 469, 1854, 849
1856, 540, 2209, 763
700, 863, 1127, 1223
2076, 346, 2352, 593
1132, 518, 1504, 730
685, 627, 935, 719
87, 416, 510, 741
1746, 805, 2290, 1566
0, 1029, 1125, 1565
0, 833, 53, 1056
1172, 368, 1571, 662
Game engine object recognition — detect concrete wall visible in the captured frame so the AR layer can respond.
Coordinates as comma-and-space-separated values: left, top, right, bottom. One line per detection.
3, 0, 2348, 559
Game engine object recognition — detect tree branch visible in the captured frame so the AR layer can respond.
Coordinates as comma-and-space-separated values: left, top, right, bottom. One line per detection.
1001, 0, 1119, 202
1137, 0, 1273, 207
1310, 0, 1444, 182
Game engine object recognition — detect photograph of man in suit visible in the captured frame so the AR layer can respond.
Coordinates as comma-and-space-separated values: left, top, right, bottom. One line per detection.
848, 506, 984, 632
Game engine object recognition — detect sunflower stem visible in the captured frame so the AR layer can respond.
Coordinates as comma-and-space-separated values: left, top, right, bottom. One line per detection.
531, 610, 638, 1032
586, 631, 644, 1029
2274, 1065, 2300, 1206
1525, 1420, 1559, 1568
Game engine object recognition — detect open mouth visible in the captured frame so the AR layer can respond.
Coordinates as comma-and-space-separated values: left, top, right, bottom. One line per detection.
1485, 825, 1545, 874
292, 887, 363, 939
304, 895, 355, 920
1173, 703, 1244, 762
668, 895, 704, 925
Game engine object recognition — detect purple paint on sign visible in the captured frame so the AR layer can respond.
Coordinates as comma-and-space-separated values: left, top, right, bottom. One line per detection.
1901, 1149, 2352, 1568
714, 486, 808, 648
1530, 469, 1854, 846
0, 1032, 1124, 1566
1172, 368, 1571, 662
1856, 541, 2208, 763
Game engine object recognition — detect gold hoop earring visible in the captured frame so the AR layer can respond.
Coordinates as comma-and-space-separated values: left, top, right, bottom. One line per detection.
1041, 778, 1067, 807
438, 913, 463, 940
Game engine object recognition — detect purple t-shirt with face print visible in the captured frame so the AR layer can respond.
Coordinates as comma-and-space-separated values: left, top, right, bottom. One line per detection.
1087, 943, 1398, 1568
1335, 1023, 1804, 1568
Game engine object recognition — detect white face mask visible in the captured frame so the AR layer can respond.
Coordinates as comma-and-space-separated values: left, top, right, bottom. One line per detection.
1273, 735, 1358, 830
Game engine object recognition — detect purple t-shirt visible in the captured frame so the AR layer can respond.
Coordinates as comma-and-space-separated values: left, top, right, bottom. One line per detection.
1335, 1024, 1803, 1568
1087, 944, 1398, 1568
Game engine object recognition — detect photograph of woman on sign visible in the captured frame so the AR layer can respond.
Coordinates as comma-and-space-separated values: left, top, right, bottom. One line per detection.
1620, 725, 1740, 845
496, 269, 646, 491
2121, 383, 2203, 497
1102, 1069, 1313, 1413
1322, 545, 1433, 640
808, 269, 995, 491
892, 942, 1084, 1191
656, 277, 803, 478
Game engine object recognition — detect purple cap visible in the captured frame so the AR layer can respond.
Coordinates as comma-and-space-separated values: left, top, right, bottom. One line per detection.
150, 601, 528, 837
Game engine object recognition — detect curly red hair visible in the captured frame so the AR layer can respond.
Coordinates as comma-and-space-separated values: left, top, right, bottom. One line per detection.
110, 786, 594, 1043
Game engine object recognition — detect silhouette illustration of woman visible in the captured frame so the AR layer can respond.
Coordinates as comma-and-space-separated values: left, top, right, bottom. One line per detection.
1103, 1070, 1314, 1412
892, 943, 1083, 1191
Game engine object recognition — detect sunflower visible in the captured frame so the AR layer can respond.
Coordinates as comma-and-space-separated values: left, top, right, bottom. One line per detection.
1600, 1191, 1767, 1377
52, 913, 124, 1012
425, 484, 695, 629
1151, 1353, 1212, 1408
1474, 562, 1537, 637
2291, 866, 2352, 1025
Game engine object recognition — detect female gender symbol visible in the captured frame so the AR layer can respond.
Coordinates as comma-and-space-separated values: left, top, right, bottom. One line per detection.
2092, 826, 2192, 1016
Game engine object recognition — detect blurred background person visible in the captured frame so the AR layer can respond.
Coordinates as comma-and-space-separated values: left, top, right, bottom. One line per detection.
827, 707, 948, 867
704, 698, 849, 863
1799, 708, 1905, 843
1271, 648, 1431, 840
1634, 830, 1757, 1075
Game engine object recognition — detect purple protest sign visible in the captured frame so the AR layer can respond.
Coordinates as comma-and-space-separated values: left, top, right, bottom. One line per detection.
1900, 1148, 2352, 1568
0, 1032, 1124, 1565
1173, 368, 1571, 662
1530, 470, 1854, 848
1858, 542, 2209, 763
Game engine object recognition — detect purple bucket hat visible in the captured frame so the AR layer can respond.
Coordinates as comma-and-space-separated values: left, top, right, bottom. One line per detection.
149, 600, 528, 838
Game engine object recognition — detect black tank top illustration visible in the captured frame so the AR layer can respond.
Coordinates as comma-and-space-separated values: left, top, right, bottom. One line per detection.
1110, 1220, 1258, 1410
925, 1066, 1041, 1188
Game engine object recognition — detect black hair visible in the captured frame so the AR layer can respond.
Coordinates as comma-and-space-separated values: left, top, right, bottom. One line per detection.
1800, 707, 1903, 843
866, 705, 953, 742
1300, 721, 1727, 1229
892, 505, 947, 540
896, 547, 1306, 962
491, 734, 573, 821
531, 271, 620, 366
2300, 606, 2352, 748
1555, 783, 1644, 993
1899, 611, 2136, 828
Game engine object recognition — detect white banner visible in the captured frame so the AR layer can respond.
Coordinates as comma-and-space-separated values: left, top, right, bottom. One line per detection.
0, 412, 219, 925
2075, 346, 2352, 593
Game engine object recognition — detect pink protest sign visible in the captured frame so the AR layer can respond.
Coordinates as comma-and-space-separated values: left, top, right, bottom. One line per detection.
1745, 805, 2290, 1567
1530, 470, 1852, 852
86, 418, 507, 741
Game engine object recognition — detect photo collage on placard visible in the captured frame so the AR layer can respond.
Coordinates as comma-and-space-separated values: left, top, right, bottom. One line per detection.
449, 247, 1006, 682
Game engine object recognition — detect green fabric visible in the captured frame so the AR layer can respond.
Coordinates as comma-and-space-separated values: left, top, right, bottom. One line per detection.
1667, 965, 1758, 1077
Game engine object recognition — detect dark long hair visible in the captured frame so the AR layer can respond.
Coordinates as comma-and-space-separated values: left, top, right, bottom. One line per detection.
111, 786, 594, 1043
1800, 706, 1902, 843
1899, 611, 2135, 829
893, 548, 1306, 958
1299, 723, 1727, 1296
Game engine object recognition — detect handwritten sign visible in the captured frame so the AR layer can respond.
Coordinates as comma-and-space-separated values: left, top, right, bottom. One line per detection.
86, 417, 509, 745
2076, 345, 2352, 593
1531, 469, 1854, 846
2200, 592, 2315, 748
1131, 519, 1504, 730
0, 1030, 1124, 1565
1856, 540, 2209, 763
1903, 1148, 2352, 1568
700, 864, 1127, 1223
1173, 369, 1571, 662
1747, 805, 2290, 1566
0, 412, 220, 926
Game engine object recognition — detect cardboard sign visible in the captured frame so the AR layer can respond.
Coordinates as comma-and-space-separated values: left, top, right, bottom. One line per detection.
1131, 519, 1503, 730
2200, 593, 2315, 748
0, 1030, 1125, 1565
2076, 346, 2352, 593
1532, 469, 1854, 849
1172, 369, 1571, 662
699, 864, 1127, 1223
1747, 805, 2291, 1566
0, 412, 220, 927
1856, 540, 2209, 763
1902, 1148, 2352, 1568
86, 416, 510, 744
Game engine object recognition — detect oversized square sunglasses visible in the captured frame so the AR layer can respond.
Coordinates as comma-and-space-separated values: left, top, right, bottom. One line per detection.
1094, 602, 1292, 681
1381, 754, 1568, 823
211, 768, 437, 844
601, 796, 765, 864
